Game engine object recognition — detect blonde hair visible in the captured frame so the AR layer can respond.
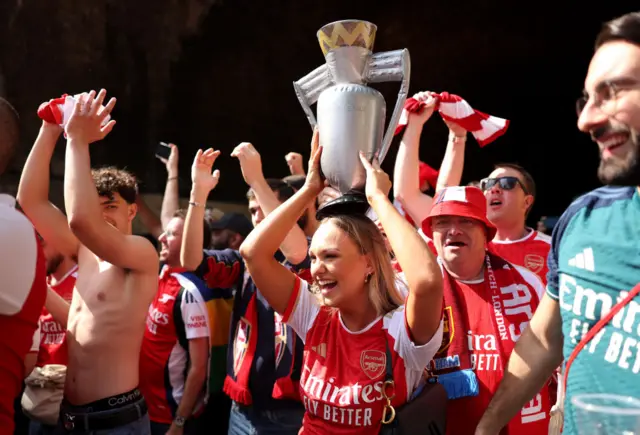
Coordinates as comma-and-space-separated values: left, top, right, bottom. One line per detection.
310, 214, 403, 316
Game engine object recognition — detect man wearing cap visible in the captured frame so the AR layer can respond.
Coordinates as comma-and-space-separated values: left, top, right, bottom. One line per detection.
394, 95, 551, 286
423, 186, 551, 435
208, 212, 253, 250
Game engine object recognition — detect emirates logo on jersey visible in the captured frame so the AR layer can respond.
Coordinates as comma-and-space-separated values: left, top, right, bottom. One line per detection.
360, 350, 386, 380
524, 254, 544, 274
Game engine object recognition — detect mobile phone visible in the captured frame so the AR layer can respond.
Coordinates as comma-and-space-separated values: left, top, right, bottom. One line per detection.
155, 142, 172, 160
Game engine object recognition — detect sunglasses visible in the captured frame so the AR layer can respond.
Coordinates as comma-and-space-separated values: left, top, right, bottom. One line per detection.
480, 177, 528, 194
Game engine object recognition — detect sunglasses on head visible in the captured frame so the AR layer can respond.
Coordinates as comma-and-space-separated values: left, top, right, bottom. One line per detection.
480, 177, 528, 194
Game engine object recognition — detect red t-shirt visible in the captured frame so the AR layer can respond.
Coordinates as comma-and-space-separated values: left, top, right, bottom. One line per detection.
36, 266, 77, 367
139, 266, 209, 424
283, 278, 443, 434
445, 267, 549, 435
488, 229, 551, 286
0, 195, 47, 433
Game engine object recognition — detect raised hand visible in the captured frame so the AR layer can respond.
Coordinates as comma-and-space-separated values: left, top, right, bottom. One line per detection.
65, 89, 116, 144
444, 119, 468, 139
231, 142, 264, 187
157, 143, 179, 178
358, 151, 391, 203
302, 128, 326, 195
408, 91, 438, 127
191, 148, 221, 194
285, 152, 305, 175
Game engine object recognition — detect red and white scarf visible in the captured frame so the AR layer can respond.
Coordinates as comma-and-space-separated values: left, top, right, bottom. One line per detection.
433, 252, 550, 434
395, 92, 509, 146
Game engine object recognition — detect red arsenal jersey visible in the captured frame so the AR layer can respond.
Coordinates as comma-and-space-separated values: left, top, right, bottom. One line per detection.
445, 268, 549, 434
36, 265, 77, 367
139, 266, 209, 424
283, 278, 443, 434
0, 195, 47, 433
488, 229, 551, 286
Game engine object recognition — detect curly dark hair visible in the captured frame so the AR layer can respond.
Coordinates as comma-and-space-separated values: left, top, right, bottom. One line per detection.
91, 167, 138, 204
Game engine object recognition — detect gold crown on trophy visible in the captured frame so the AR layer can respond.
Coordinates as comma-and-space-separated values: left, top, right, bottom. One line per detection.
317, 20, 377, 56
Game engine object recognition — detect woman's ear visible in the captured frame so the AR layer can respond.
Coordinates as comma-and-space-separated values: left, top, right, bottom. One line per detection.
364, 254, 375, 276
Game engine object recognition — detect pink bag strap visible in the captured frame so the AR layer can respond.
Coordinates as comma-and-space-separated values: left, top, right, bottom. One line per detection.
562, 283, 640, 394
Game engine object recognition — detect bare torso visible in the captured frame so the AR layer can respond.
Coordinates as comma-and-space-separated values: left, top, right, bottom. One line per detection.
65, 245, 157, 404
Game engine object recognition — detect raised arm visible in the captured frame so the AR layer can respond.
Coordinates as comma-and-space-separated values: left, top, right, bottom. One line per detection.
361, 153, 442, 345
476, 294, 564, 434
434, 120, 467, 192
393, 93, 437, 224
135, 194, 163, 239
232, 142, 308, 265
45, 286, 70, 329
63, 90, 158, 273
158, 143, 180, 228
134, 143, 180, 239
239, 131, 324, 314
182, 148, 221, 271
17, 121, 79, 259
285, 152, 306, 176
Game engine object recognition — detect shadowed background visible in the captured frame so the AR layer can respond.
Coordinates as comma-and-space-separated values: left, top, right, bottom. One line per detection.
0, 0, 634, 226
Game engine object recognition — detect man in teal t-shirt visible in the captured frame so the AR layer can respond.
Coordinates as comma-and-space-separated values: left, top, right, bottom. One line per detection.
476, 11, 640, 435
546, 186, 640, 433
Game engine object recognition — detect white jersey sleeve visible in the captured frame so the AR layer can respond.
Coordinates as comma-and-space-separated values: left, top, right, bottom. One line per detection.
385, 307, 443, 400
386, 307, 443, 371
0, 196, 38, 316
282, 278, 320, 342
180, 289, 209, 340
30, 321, 41, 352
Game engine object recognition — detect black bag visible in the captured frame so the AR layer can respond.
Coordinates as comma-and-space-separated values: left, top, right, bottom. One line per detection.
379, 336, 447, 435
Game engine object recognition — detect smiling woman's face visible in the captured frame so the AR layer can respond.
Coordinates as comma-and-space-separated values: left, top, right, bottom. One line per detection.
309, 220, 371, 308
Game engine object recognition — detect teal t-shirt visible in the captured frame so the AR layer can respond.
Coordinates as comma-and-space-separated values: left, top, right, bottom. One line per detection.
547, 186, 640, 434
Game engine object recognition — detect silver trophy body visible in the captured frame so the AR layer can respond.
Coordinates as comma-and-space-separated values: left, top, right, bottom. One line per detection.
294, 20, 410, 217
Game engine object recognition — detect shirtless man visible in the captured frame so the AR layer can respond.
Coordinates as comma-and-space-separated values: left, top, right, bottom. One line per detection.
18, 90, 158, 433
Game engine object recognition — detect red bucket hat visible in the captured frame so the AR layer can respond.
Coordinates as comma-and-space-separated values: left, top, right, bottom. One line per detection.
421, 186, 497, 240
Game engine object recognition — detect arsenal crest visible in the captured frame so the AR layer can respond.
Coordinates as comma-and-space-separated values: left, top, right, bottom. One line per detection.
274, 313, 287, 368
233, 317, 251, 376
360, 350, 386, 380
437, 306, 455, 355
524, 254, 544, 274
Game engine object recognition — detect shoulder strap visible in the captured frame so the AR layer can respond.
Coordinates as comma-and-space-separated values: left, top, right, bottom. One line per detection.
384, 334, 393, 382
563, 283, 640, 394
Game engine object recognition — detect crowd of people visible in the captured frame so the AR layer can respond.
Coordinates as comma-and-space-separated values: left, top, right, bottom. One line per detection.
0, 10, 639, 435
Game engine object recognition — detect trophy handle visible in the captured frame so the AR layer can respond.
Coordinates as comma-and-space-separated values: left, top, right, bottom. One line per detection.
293, 64, 333, 129
365, 49, 411, 162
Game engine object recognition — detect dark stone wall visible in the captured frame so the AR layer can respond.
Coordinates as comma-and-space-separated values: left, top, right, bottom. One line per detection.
0, 1, 634, 221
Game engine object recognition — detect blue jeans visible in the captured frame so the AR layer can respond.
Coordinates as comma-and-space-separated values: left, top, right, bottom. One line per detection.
149, 415, 203, 435
29, 420, 57, 435
227, 401, 304, 435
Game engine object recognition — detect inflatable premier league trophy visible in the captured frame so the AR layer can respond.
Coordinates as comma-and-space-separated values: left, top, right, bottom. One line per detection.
294, 20, 410, 217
